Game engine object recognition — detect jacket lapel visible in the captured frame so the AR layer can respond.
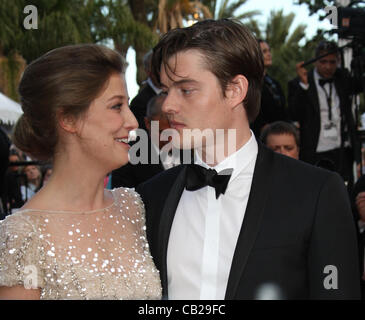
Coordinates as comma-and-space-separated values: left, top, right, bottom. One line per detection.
225, 143, 274, 299
158, 165, 188, 296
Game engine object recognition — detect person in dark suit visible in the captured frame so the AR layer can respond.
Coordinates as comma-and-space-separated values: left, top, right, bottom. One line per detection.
129, 50, 162, 132
288, 41, 362, 188
136, 19, 361, 300
260, 121, 299, 160
0, 127, 10, 217
251, 40, 288, 137
111, 94, 180, 188
1, 150, 24, 217
350, 175, 365, 299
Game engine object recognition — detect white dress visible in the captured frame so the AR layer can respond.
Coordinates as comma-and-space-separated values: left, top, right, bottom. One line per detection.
0, 187, 162, 300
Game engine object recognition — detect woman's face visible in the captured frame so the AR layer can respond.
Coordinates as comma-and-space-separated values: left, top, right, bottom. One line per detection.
260, 41, 272, 69
75, 73, 138, 171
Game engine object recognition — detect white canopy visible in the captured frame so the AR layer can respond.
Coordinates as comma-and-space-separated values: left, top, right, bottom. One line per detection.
0, 92, 23, 125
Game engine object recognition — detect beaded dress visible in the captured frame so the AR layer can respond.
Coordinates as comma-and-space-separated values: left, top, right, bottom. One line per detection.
0, 187, 162, 300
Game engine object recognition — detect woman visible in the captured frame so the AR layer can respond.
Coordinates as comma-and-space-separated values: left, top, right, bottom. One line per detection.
0, 44, 162, 300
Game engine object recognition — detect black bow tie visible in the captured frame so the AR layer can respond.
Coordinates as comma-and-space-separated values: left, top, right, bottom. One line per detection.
319, 78, 334, 86
185, 164, 233, 199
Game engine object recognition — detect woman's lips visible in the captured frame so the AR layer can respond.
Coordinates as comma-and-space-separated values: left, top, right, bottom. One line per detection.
114, 137, 130, 149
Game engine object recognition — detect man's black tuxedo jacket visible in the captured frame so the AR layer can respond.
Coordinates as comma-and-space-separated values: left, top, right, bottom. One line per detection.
288, 68, 361, 165
137, 144, 361, 299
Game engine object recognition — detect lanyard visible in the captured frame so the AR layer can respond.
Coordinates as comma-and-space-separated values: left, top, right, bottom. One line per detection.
320, 82, 333, 121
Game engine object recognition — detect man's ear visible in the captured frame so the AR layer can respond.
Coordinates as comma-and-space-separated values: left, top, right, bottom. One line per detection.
57, 111, 78, 134
225, 75, 248, 109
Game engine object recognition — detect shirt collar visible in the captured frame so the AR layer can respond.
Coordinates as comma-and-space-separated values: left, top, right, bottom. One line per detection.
194, 130, 258, 182
314, 68, 331, 83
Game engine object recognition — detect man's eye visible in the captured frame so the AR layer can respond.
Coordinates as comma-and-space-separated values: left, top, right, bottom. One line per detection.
182, 89, 193, 95
160, 91, 168, 96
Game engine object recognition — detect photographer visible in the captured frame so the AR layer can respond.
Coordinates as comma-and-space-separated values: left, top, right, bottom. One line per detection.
288, 40, 363, 189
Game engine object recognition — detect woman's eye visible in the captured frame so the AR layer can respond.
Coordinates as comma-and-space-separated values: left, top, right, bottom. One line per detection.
111, 103, 122, 110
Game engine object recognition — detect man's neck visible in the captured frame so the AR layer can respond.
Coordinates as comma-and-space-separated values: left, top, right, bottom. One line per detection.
197, 128, 252, 167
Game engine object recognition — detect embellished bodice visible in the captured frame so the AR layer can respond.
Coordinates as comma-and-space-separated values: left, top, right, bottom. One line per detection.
0, 188, 162, 300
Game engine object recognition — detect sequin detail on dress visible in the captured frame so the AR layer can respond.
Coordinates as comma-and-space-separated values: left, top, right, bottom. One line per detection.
0, 188, 162, 300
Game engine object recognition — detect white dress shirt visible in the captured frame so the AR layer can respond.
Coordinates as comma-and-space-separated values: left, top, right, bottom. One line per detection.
313, 69, 341, 152
167, 132, 258, 299
299, 69, 341, 152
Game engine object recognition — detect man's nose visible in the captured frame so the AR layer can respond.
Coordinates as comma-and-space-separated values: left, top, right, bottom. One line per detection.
162, 93, 179, 114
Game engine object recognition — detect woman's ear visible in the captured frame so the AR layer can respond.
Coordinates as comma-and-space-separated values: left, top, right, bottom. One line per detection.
225, 75, 249, 109
57, 111, 78, 134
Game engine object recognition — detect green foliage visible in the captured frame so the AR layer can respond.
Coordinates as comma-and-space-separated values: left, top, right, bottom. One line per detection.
294, 0, 335, 18
247, 9, 326, 101
0, 0, 93, 63
202, 0, 260, 20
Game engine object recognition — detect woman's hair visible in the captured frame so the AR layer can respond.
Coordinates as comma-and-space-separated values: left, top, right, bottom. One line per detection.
13, 44, 127, 161
151, 19, 264, 123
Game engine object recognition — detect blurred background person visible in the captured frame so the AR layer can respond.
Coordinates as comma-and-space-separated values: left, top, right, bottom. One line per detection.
288, 40, 363, 189
1, 150, 24, 217
0, 127, 10, 217
129, 50, 162, 132
112, 94, 180, 188
20, 164, 42, 202
261, 121, 299, 159
251, 40, 288, 137
40, 164, 53, 187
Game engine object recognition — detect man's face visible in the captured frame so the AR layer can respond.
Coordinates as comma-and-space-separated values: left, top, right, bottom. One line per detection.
260, 41, 272, 68
9, 155, 19, 172
266, 133, 299, 159
159, 49, 233, 150
315, 52, 338, 79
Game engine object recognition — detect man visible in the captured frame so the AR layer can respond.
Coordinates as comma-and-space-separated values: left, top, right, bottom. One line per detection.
288, 41, 362, 188
251, 40, 288, 137
260, 121, 299, 160
129, 50, 162, 132
137, 19, 360, 299
111, 95, 180, 188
